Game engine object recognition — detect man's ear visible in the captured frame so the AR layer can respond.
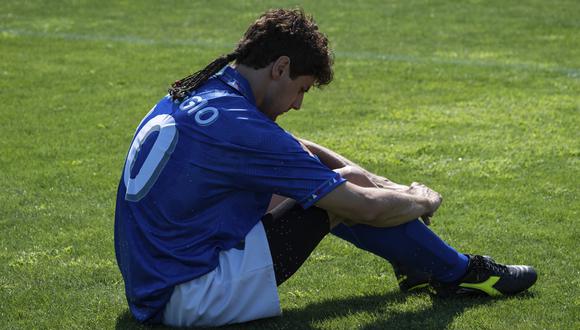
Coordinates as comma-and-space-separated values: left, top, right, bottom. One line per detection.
271, 56, 291, 80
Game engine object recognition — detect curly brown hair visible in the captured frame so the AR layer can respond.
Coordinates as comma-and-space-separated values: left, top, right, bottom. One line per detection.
169, 8, 333, 101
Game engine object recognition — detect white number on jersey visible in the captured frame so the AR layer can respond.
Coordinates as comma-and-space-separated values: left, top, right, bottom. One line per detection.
123, 114, 178, 202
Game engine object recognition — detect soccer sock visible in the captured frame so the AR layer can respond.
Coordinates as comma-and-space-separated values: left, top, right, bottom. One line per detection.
331, 220, 469, 283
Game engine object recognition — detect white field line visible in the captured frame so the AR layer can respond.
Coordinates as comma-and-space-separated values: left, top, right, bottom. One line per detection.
2, 28, 579, 79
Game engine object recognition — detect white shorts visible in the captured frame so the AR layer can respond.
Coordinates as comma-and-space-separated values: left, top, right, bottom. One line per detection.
162, 221, 281, 327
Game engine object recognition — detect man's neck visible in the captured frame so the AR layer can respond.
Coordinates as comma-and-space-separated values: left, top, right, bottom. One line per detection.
232, 63, 272, 109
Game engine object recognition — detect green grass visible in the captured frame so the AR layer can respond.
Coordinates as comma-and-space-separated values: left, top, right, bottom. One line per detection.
1, 0, 579, 329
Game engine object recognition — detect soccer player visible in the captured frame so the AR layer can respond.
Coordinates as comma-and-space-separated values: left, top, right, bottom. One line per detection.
114, 8, 537, 327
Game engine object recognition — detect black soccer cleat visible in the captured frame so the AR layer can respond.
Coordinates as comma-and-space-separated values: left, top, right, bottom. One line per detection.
433, 255, 537, 297
392, 262, 431, 293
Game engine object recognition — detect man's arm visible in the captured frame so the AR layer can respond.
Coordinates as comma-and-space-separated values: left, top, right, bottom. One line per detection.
297, 137, 439, 225
298, 138, 408, 191
315, 180, 442, 227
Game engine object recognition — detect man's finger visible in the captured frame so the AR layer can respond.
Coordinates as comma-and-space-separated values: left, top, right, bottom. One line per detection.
421, 215, 431, 226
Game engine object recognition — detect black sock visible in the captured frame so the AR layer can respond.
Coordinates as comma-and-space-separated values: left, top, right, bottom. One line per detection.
261, 205, 330, 286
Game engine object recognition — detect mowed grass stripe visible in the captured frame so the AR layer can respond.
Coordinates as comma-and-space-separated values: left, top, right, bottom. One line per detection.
2, 27, 580, 79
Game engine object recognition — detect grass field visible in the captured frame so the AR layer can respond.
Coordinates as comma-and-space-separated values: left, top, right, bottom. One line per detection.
1, 0, 579, 329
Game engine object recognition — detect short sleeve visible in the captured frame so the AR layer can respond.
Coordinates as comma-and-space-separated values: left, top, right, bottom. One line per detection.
234, 143, 347, 208
188, 115, 346, 208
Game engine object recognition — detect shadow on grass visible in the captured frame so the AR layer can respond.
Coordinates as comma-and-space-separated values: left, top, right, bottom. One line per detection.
116, 291, 535, 329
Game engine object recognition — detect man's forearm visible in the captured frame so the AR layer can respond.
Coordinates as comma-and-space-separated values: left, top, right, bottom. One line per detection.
315, 181, 440, 228
299, 138, 440, 226
298, 138, 407, 191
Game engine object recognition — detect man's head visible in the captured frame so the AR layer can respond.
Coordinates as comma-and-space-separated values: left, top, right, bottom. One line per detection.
234, 8, 333, 87
169, 8, 333, 120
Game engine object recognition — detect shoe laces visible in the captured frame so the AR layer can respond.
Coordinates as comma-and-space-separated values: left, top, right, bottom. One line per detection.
471, 255, 508, 274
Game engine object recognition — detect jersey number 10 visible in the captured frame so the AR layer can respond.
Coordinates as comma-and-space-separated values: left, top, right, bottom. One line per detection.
123, 114, 178, 202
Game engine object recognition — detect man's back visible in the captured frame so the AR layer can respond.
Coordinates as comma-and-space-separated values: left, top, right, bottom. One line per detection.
114, 66, 343, 322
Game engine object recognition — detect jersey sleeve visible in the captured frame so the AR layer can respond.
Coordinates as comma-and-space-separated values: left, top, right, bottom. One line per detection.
189, 115, 346, 209
234, 141, 347, 209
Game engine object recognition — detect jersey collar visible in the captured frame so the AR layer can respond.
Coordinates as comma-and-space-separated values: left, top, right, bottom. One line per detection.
217, 66, 256, 106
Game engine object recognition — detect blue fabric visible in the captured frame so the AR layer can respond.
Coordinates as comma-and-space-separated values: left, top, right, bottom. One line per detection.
115, 66, 346, 322
331, 220, 468, 283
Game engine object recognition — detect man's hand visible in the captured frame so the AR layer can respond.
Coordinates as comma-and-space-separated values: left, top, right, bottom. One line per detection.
406, 182, 442, 226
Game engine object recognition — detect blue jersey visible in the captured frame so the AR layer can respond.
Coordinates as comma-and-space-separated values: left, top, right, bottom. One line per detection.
114, 66, 346, 322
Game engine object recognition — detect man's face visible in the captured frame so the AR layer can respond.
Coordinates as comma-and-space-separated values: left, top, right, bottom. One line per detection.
261, 72, 316, 121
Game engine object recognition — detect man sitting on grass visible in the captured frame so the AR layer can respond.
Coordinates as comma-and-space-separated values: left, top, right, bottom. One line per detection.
114, 8, 537, 327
